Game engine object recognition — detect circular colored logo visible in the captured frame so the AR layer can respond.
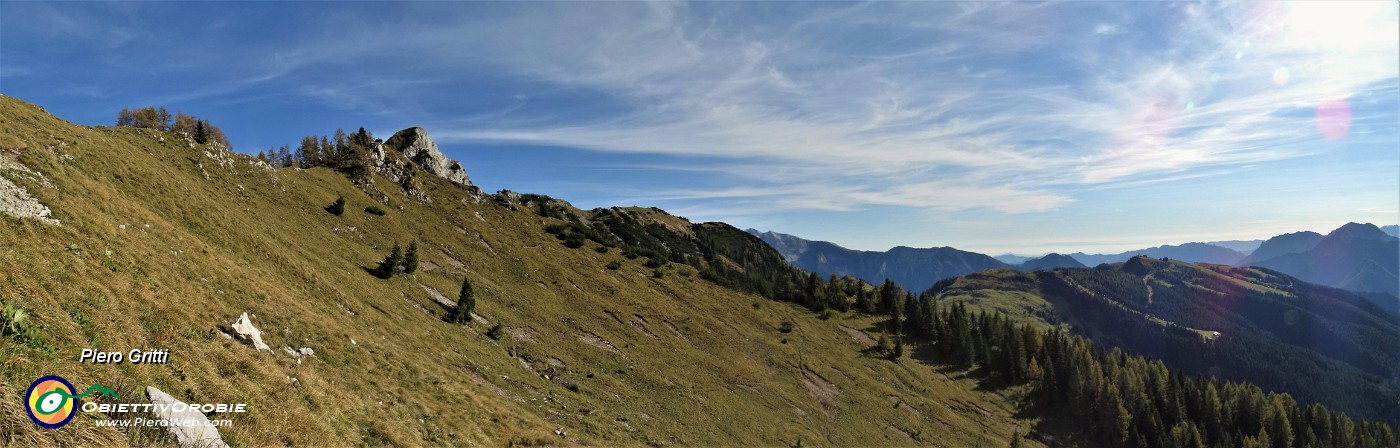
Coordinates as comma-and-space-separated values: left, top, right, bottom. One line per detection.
26, 376, 77, 429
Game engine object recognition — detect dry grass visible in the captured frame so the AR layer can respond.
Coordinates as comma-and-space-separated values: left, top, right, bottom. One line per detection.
0, 96, 1040, 447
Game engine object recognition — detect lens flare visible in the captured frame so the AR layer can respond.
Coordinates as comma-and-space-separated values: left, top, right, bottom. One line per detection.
1272, 68, 1290, 86
1315, 98, 1352, 140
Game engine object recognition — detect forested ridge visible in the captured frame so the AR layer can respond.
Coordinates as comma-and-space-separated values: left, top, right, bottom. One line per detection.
522, 198, 1397, 446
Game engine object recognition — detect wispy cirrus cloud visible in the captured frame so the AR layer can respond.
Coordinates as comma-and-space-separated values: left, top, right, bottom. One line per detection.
3, 1, 1395, 252
419, 0, 1396, 218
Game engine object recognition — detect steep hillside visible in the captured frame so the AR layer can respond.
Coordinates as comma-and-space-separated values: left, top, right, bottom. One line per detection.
930, 258, 1400, 425
1069, 242, 1246, 266
1249, 223, 1399, 299
0, 97, 1045, 446
748, 230, 1009, 292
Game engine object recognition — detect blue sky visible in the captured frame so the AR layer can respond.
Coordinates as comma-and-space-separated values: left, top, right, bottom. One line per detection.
2, 1, 1396, 254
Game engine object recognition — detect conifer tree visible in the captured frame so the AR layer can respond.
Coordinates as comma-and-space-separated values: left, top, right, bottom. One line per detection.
371, 243, 403, 279
449, 277, 474, 323
326, 196, 345, 216
403, 241, 419, 274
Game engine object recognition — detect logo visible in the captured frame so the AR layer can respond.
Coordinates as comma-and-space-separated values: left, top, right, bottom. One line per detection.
24, 375, 119, 429
26, 376, 77, 428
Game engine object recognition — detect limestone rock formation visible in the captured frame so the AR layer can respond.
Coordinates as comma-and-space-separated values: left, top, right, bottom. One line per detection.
146, 386, 230, 448
383, 127, 472, 187
229, 312, 272, 353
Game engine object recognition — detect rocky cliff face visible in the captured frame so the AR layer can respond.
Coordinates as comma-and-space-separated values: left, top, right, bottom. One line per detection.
382, 127, 472, 188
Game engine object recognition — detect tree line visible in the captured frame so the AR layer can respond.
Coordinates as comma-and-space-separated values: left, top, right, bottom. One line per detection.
777, 272, 1398, 448
257, 127, 378, 180
115, 105, 230, 147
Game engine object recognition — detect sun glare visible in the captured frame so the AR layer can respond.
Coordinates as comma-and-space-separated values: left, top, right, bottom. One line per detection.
1279, 1, 1398, 52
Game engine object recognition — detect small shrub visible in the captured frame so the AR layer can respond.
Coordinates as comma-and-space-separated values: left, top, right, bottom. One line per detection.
103, 248, 118, 272
486, 324, 503, 340
606, 261, 621, 270
818, 309, 834, 320
778, 321, 795, 333
1, 304, 41, 343
325, 196, 345, 216
594, 246, 609, 254
644, 258, 663, 269
544, 224, 567, 235
563, 382, 580, 393
364, 205, 387, 216
652, 270, 664, 279
563, 237, 585, 249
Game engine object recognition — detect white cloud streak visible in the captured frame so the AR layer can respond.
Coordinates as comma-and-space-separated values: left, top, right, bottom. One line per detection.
418, 1, 1396, 217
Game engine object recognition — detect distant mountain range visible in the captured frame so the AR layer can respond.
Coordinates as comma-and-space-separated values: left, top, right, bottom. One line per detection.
991, 253, 1032, 265
751, 231, 1093, 291
753, 222, 1398, 305
747, 230, 1008, 291
1067, 243, 1247, 266
1018, 253, 1086, 271
1243, 222, 1399, 302
1202, 239, 1264, 254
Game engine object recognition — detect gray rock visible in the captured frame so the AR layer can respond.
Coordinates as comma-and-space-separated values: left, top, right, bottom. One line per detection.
230, 312, 272, 353
383, 127, 472, 187
298, 347, 314, 356
145, 386, 230, 448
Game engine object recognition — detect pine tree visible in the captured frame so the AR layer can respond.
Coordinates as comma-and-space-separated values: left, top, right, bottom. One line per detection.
326, 196, 345, 216
371, 243, 403, 279
194, 120, 208, 144
403, 241, 419, 274
449, 277, 475, 323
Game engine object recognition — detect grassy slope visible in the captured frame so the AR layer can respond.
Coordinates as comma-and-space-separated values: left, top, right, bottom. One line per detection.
0, 97, 1039, 447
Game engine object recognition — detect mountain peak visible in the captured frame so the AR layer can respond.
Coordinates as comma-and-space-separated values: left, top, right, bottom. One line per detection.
383, 127, 472, 187
1016, 253, 1086, 271
1328, 222, 1392, 242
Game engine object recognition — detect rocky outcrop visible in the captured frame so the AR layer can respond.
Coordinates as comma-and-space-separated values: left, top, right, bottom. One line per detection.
229, 312, 272, 353
0, 152, 59, 225
383, 127, 472, 187
146, 386, 230, 448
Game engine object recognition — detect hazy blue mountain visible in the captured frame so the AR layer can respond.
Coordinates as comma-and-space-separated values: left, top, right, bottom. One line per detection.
1382, 225, 1399, 238
1250, 222, 1399, 300
1204, 239, 1264, 254
1068, 242, 1246, 266
1016, 253, 1087, 271
993, 253, 1033, 265
1238, 230, 1325, 266
747, 230, 1009, 291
